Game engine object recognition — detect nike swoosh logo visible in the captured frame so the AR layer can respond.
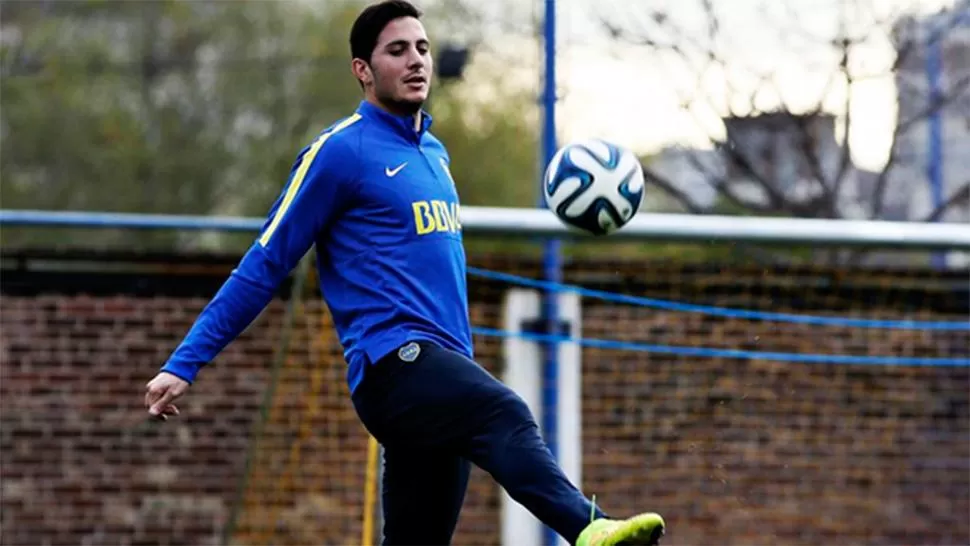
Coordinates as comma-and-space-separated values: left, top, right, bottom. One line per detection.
385, 162, 407, 177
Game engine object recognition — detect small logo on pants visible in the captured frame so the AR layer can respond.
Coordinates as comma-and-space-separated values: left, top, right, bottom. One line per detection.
398, 342, 421, 362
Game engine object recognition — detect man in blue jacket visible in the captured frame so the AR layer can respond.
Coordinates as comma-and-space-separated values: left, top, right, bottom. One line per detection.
143, 2, 664, 544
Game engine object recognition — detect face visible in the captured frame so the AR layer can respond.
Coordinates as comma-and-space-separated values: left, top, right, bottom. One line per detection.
354, 17, 433, 115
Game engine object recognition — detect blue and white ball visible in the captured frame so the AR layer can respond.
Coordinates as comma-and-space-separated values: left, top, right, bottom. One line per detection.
543, 139, 645, 236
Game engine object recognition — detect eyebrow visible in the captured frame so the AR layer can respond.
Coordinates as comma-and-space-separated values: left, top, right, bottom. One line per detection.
385, 38, 430, 50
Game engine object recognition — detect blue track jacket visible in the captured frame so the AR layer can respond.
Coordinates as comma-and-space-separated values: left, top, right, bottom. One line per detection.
161, 100, 472, 393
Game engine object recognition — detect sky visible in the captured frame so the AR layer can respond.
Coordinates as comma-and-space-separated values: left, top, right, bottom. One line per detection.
463, 0, 962, 171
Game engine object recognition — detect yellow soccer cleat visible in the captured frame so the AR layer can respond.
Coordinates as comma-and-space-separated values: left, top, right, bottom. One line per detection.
575, 512, 666, 546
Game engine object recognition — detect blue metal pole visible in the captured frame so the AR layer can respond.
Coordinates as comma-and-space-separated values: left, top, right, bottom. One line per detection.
541, 0, 562, 545
926, 24, 944, 269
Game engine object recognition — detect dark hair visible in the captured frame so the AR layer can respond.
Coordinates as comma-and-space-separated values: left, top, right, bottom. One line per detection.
350, 0, 423, 64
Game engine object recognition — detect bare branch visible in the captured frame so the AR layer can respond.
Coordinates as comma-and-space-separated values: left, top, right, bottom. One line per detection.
717, 131, 810, 213
644, 160, 794, 266
762, 0, 852, 215
865, 0, 908, 30
602, 7, 774, 93
683, 150, 780, 214
898, 72, 970, 133
667, 63, 807, 213
791, 111, 838, 214
890, 6, 970, 77
607, 0, 970, 223
776, 0, 838, 44
640, 166, 711, 214
603, 3, 842, 217
923, 182, 970, 223
609, 18, 803, 213
830, 35, 854, 212
872, 70, 970, 219
699, 0, 720, 51
869, 129, 902, 220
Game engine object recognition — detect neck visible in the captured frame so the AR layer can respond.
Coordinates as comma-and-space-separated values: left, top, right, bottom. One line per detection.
366, 95, 422, 119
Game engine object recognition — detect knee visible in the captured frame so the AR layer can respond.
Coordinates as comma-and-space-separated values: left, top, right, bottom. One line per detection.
487, 392, 547, 452
477, 394, 560, 486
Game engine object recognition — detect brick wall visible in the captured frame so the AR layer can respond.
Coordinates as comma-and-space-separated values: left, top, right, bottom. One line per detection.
1, 252, 967, 546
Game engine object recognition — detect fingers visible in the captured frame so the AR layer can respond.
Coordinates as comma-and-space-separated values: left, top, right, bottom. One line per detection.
144, 385, 158, 411
149, 389, 175, 416
150, 404, 180, 421
145, 378, 165, 411
144, 375, 188, 418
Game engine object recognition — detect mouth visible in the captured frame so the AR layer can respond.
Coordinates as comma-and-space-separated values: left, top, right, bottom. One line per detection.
403, 74, 427, 86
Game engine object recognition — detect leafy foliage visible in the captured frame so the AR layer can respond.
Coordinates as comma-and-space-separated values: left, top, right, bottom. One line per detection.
1, 0, 541, 251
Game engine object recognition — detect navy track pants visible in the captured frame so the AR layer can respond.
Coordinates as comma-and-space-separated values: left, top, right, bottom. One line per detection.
351, 341, 606, 545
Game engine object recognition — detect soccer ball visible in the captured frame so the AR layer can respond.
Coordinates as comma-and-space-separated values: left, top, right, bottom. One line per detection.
543, 138, 645, 236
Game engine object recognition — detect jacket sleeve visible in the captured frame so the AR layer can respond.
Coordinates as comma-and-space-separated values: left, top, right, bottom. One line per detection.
160, 132, 357, 383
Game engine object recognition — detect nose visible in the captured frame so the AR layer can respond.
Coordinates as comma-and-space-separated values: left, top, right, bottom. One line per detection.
406, 47, 425, 69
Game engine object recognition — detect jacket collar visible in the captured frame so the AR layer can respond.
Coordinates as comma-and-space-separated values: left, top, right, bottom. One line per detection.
356, 99, 432, 142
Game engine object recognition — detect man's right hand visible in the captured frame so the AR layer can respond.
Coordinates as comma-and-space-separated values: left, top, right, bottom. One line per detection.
144, 372, 190, 420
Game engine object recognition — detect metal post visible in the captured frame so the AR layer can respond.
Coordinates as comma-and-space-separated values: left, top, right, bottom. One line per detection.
926, 21, 945, 269
541, 0, 562, 544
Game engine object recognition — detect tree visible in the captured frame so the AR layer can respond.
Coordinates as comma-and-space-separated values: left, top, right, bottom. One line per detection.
600, 0, 970, 224
0, 0, 541, 251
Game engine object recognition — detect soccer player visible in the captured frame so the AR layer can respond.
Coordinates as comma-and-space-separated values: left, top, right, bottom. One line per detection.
142, 1, 665, 544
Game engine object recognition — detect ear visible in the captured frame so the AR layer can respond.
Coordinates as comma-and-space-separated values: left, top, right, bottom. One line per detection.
351, 58, 373, 87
